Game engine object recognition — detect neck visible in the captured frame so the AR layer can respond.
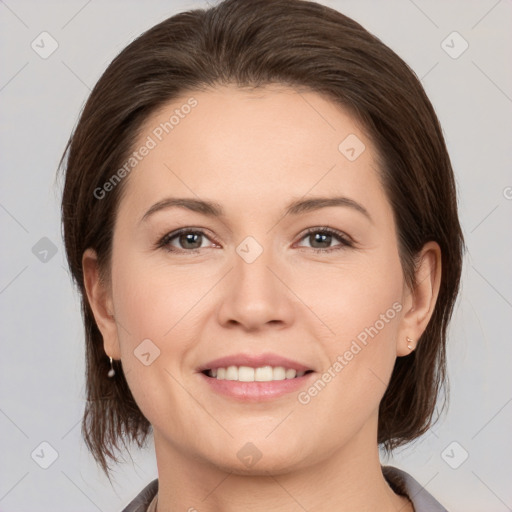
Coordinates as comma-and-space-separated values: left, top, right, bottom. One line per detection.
151, 424, 412, 512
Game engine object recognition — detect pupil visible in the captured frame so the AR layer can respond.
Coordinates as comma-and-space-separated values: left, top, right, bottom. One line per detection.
311, 233, 331, 248
180, 233, 201, 249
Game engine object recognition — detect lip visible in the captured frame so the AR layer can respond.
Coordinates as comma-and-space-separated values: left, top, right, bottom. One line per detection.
199, 371, 316, 402
197, 352, 314, 373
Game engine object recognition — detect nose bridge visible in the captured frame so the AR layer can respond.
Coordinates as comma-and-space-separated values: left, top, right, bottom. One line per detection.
233, 233, 280, 302
217, 233, 294, 329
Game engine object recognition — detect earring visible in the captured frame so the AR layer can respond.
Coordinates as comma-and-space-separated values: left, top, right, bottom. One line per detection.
107, 356, 116, 378
406, 337, 414, 350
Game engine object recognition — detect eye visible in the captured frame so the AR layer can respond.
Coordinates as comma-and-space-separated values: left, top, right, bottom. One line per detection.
157, 228, 217, 253
296, 227, 353, 252
156, 226, 353, 254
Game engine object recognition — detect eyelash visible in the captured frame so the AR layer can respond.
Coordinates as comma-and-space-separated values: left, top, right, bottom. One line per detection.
156, 226, 354, 254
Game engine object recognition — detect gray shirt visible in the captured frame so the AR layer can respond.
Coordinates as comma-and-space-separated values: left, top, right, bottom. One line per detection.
121, 465, 448, 511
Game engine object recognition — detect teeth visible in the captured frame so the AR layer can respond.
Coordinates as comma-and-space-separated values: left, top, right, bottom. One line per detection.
226, 366, 238, 380
255, 366, 273, 381
238, 366, 254, 382
285, 369, 297, 379
207, 365, 308, 382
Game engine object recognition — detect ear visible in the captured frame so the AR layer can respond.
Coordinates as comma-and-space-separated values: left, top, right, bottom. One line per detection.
82, 248, 121, 360
396, 241, 442, 356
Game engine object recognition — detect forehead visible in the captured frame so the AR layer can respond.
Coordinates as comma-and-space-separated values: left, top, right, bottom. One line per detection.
118, 85, 389, 223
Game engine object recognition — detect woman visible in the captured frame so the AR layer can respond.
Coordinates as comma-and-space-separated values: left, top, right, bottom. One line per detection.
59, 0, 464, 510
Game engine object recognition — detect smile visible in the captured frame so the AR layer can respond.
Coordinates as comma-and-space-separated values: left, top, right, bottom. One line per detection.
203, 365, 313, 381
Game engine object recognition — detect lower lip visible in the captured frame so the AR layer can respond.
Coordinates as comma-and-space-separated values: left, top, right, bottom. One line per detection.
199, 372, 315, 402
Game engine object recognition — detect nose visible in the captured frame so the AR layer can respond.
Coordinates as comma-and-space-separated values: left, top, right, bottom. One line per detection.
216, 240, 295, 332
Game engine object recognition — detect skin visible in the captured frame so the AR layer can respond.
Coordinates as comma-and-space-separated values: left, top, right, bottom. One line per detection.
83, 85, 441, 511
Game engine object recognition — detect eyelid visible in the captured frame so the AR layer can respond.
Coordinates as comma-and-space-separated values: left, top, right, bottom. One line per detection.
294, 226, 354, 251
156, 227, 219, 252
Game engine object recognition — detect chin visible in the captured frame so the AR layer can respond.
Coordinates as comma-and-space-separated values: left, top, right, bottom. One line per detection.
199, 434, 310, 476
215, 452, 305, 477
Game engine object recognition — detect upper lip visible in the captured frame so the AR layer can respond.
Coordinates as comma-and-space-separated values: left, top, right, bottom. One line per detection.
198, 353, 314, 372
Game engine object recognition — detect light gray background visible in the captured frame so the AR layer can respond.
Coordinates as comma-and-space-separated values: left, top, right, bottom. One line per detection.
1, 0, 511, 511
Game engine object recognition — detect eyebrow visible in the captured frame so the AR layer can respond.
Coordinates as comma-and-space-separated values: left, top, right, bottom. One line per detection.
140, 196, 373, 224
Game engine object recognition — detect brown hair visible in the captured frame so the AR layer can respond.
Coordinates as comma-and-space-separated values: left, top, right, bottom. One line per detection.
59, 0, 465, 477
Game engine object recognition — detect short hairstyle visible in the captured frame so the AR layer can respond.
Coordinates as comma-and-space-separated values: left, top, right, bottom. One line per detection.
59, 0, 465, 477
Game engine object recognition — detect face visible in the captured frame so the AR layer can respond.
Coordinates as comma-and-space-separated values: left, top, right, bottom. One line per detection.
97, 85, 414, 474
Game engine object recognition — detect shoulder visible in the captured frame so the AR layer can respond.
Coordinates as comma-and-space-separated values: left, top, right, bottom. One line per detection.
121, 478, 158, 512
382, 465, 449, 512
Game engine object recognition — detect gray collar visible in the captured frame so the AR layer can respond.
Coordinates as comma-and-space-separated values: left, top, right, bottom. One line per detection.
122, 466, 448, 511
382, 465, 448, 511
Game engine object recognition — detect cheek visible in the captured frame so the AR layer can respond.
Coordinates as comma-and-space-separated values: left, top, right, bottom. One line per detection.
293, 249, 404, 403
108, 247, 211, 396
294, 265, 403, 444
294, 250, 404, 345
111, 249, 214, 343
109, 257, 213, 434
